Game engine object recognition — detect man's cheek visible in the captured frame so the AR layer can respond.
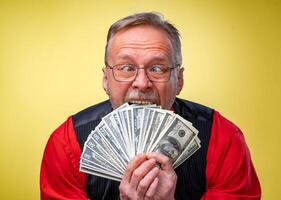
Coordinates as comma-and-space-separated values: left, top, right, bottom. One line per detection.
113, 86, 128, 105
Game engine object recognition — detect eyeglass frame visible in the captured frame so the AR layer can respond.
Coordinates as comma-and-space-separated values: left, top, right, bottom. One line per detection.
105, 63, 181, 83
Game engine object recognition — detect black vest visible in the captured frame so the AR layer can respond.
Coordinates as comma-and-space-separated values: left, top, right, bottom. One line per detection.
72, 98, 213, 200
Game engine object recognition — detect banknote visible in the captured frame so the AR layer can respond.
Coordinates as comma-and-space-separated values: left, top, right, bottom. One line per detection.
85, 133, 124, 173
142, 109, 166, 152
173, 137, 201, 168
127, 108, 135, 156
81, 146, 122, 175
80, 103, 200, 181
130, 104, 161, 154
117, 108, 134, 158
80, 166, 122, 182
145, 109, 175, 152
90, 129, 126, 172
80, 158, 122, 178
102, 112, 129, 158
137, 108, 155, 153
151, 115, 198, 162
96, 123, 129, 168
131, 106, 144, 155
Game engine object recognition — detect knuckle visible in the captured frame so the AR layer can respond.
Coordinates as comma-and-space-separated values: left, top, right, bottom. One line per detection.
119, 184, 129, 195
145, 193, 154, 200
126, 162, 134, 171
162, 156, 170, 164
138, 181, 147, 192
167, 182, 174, 189
119, 183, 124, 191
162, 178, 175, 190
136, 196, 142, 200
132, 170, 142, 180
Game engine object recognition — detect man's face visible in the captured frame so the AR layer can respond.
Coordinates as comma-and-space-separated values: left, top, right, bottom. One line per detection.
103, 25, 183, 109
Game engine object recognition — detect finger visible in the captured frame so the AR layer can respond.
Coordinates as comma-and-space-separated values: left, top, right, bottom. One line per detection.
145, 177, 159, 200
120, 154, 147, 199
146, 152, 173, 170
122, 154, 147, 183
136, 166, 160, 198
130, 158, 157, 190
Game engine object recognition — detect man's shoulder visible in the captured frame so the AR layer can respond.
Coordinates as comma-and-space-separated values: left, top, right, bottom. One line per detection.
175, 98, 240, 132
174, 98, 214, 122
72, 100, 112, 128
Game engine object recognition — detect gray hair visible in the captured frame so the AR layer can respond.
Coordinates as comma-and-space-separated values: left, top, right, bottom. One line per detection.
105, 12, 182, 66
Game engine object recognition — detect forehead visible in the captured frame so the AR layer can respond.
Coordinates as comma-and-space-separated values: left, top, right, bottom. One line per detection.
107, 25, 174, 62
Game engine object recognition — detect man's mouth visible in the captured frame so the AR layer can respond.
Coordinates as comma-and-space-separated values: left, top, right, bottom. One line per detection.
124, 89, 159, 106
127, 100, 154, 105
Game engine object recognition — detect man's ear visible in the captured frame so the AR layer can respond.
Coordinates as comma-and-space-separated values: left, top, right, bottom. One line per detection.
102, 68, 109, 95
176, 67, 184, 95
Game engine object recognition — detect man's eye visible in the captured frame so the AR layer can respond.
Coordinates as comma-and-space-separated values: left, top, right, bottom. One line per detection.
118, 65, 135, 72
150, 65, 167, 73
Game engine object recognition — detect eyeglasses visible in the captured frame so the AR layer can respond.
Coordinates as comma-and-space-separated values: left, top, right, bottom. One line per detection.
106, 63, 179, 82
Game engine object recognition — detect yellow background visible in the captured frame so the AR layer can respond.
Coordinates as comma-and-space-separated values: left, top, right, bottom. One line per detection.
1, 0, 280, 199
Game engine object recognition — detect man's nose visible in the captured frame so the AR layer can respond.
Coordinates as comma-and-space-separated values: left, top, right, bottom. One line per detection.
131, 68, 153, 91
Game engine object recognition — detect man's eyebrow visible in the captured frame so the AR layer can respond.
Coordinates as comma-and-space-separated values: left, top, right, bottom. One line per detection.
148, 57, 169, 63
117, 54, 169, 62
113, 55, 135, 64
116, 54, 134, 60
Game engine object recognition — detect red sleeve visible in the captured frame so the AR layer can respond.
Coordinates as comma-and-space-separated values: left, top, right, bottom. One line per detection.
40, 117, 88, 200
201, 111, 261, 200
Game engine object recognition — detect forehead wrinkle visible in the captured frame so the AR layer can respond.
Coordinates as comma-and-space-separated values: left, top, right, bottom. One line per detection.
115, 50, 171, 65
107, 43, 172, 63
116, 39, 172, 50
116, 43, 172, 58
115, 54, 170, 65
107, 25, 175, 64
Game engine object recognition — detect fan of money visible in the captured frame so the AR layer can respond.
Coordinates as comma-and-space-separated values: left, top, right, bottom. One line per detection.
80, 103, 201, 181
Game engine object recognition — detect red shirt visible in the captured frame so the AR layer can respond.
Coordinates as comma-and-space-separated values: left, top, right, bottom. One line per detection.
40, 111, 261, 199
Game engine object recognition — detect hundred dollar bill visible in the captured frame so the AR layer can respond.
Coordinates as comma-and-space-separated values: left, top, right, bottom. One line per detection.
113, 103, 130, 148
142, 109, 166, 153
117, 107, 134, 158
129, 104, 158, 154
95, 124, 129, 169
131, 106, 143, 155
173, 137, 201, 168
86, 133, 124, 173
102, 112, 129, 159
136, 108, 146, 154
131, 105, 160, 154
138, 108, 155, 153
80, 166, 122, 182
151, 115, 199, 162
80, 158, 122, 178
110, 103, 130, 149
80, 103, 201, 181
146, 110, 175, 152
80, 146, 122, 175
127, 108, 135, 156
112, 110, 130, 150
90, 129, 126, 172
126, 104, 159, 154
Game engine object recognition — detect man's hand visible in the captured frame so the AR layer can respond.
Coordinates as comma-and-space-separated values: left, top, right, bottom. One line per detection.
119, 153, 177, 200
146, 152, 177, 200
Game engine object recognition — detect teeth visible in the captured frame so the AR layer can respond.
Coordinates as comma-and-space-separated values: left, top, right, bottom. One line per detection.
130, 100, 153, 105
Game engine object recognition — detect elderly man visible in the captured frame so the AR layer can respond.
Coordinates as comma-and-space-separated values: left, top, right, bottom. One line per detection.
40, 12, 261, 199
